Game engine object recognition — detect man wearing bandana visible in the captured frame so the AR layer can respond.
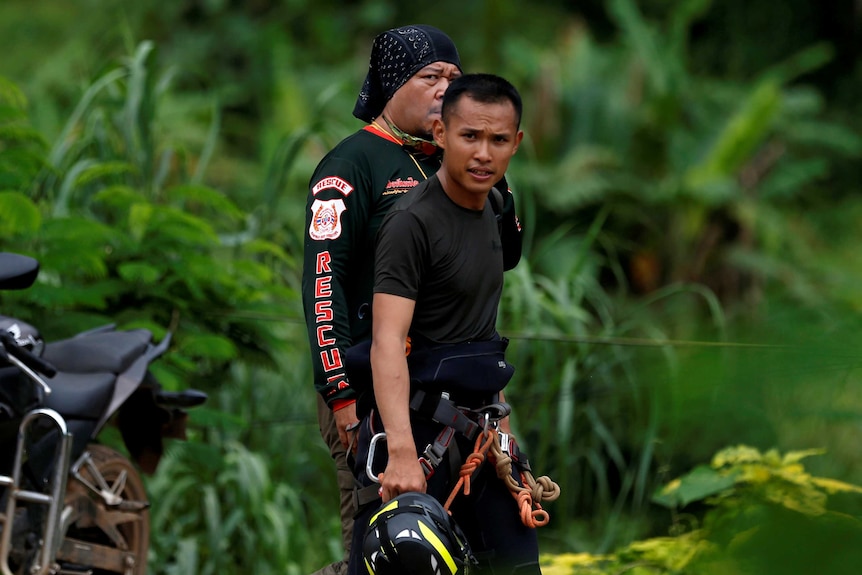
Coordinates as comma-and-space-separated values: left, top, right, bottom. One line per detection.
301, 25, 522, 575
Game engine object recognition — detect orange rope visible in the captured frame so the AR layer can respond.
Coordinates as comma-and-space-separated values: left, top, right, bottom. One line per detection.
443, 432, 495, 510
443, 427, 560, 529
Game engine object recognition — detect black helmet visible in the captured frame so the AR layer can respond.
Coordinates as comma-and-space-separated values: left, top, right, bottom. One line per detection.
363, 492, 475, 575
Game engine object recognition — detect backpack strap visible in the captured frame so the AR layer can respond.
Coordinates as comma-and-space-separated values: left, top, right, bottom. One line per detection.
489, 187, 504, 236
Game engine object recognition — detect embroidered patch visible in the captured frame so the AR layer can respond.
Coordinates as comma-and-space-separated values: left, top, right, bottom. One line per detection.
382, 176, 422, 196
309, 199, 347, 240
312, 176, 354, 197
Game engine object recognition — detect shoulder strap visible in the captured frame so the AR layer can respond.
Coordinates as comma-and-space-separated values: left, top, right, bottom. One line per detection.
489, 187, 504, 235
489, 186, 504, 215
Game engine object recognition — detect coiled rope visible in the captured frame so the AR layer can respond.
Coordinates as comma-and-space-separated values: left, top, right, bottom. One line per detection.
443, 427, 560, 528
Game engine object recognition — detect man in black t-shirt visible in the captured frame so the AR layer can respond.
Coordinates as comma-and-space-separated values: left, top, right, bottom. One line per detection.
301, 25, 523, 575
350, 74, 541, 575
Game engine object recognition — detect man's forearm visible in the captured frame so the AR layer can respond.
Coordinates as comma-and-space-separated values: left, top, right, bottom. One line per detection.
371, 340, 415, 456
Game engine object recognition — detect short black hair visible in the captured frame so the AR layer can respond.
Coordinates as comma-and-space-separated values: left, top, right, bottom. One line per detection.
441, 73, 522, 128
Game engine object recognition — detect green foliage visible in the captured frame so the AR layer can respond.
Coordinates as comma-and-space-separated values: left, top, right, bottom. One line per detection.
541, 445, 862, 574
0, 46, 295, 396
144, 355, 341, 574
0, 76, 47, 193
147, 441, 324, 575
0, 191, 41, 235
507, 0, 860, 307
654, 445, 862, 513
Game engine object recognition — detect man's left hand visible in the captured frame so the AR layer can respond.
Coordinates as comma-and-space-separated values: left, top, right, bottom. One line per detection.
334, 403, 360, 454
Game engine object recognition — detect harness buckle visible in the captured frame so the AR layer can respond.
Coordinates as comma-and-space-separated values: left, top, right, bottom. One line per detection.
418, 457, 436, 479
471, 401, 511, 423
422, 443, 444, 468
498, 432, 512, 455
421, 426, 455, 470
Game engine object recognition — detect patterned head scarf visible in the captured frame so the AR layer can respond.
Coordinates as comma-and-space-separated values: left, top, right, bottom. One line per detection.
353, 25, 461, 123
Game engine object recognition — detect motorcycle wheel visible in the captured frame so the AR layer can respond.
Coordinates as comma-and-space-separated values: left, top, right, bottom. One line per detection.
59, 444, 150, 575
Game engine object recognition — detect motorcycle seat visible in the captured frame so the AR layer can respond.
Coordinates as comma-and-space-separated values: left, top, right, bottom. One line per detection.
42, 371, 116, 420
43, 329, 152, 374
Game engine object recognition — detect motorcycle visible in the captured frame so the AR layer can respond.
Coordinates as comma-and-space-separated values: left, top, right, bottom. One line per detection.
0, 252, 207, 575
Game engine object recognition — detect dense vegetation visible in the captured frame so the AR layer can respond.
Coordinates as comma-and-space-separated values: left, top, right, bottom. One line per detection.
1, 1, 861, 573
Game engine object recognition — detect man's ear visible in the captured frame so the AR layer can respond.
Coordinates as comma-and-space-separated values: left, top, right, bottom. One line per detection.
512, 130, 524, 155
432, 118, 445, 148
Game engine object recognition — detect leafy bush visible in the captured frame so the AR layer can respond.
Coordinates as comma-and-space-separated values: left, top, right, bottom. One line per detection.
147, 440, 336, 575
541, 445, 862, 574
0, 43, 296, 394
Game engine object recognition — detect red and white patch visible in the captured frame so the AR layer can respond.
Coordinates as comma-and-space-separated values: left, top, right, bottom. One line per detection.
312, 176, 354, 197
309, 199, 347, 240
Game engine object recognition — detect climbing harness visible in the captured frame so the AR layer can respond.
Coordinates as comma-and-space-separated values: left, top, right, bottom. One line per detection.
363, 390, 560, 529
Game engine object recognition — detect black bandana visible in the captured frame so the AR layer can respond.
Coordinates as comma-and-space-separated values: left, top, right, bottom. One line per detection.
353, 25, 461, 123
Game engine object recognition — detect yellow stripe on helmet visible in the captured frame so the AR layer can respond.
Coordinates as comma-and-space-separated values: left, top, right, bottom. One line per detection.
418, 520, 458, 575
368, 499, 400, 526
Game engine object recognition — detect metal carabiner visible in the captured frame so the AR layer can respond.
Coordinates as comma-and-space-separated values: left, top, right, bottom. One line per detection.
365, 432, 387, 483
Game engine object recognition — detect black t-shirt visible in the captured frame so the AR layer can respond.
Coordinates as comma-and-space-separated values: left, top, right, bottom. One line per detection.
374, 174, 503, 344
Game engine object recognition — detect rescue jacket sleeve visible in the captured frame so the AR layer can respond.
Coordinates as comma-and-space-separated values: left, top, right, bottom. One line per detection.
302, 155, 372, 407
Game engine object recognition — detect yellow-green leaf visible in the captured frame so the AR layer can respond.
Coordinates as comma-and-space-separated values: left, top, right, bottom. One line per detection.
712, 445, 763, 468
811, 477, 862, 495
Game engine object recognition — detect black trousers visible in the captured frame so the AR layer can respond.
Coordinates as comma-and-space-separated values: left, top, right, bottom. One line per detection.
347, 411, 542, 575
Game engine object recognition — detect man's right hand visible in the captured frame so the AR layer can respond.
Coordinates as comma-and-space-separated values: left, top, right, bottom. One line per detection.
379, 451, 427, 503
334, 402, 360, 453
